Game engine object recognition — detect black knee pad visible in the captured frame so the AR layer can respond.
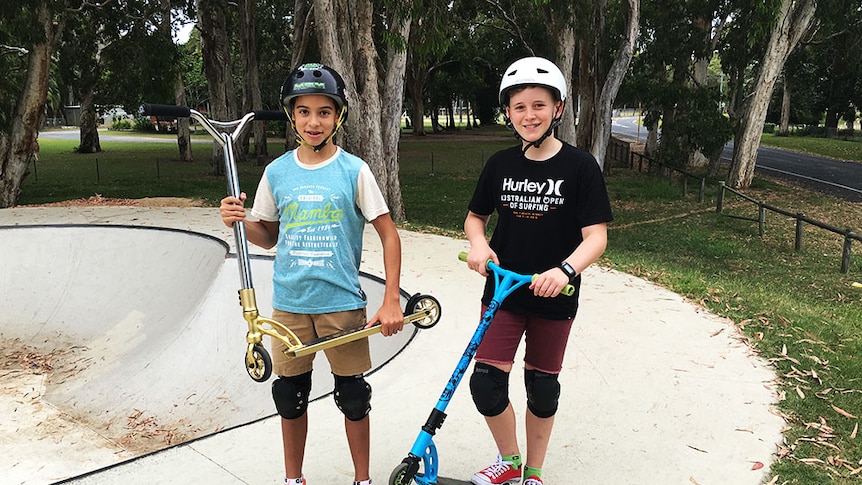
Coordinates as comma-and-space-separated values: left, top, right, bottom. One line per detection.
272, 371, 312, 420
525, 369, 560, 418
470, 362, 510, 417
333, 374, 372, 421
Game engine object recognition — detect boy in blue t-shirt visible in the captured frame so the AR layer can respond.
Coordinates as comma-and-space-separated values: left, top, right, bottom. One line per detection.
220, 63, 402, 485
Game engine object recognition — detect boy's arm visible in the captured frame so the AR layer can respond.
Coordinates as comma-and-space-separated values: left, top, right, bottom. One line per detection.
219, 193, 279, 249
366, 213, 403, 336
464, 210, 497, 277
530, 222, 608, 298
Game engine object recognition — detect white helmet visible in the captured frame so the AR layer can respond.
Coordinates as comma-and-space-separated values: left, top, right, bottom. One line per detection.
498, 56, 567, 106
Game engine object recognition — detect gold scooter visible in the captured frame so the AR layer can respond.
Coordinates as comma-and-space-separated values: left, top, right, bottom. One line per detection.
140, 104, 441, 382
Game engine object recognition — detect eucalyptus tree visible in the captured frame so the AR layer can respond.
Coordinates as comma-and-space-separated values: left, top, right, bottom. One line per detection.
721, 0, 816, 189
403, 0, 457, 136
622, 0, 732, 170
312, 0, 411, 220
575, 0, 639, 169
1, 1, 68, 208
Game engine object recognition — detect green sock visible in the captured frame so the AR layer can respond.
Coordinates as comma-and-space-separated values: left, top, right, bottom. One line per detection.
502, 454, 521, 469
524, 465, 542, 479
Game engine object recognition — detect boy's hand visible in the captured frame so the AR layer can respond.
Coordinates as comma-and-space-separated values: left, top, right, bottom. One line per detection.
466, 246, 498, 277
220, 192, 247, 228
367, 300, 404, 336
529, 267, 569, 298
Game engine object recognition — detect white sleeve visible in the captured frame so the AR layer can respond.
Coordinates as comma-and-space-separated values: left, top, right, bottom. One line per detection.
248, 174, 280, 222
356, 163, 390, 221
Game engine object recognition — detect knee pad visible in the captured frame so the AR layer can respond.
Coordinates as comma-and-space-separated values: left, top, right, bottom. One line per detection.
470, 362, 510, 417
525, 369, 560, 418
272, 371, 312, 420
333, 374, 372, 421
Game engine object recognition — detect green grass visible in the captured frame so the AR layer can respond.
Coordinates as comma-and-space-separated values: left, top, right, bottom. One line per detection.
16, 125, 862, 484
761, 132, 862, 162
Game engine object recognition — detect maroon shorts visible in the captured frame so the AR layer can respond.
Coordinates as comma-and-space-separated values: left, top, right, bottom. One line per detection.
474, 306, 574, 374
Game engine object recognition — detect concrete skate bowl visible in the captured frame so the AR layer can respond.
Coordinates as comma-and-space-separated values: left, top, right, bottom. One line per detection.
0, 224, 418, 483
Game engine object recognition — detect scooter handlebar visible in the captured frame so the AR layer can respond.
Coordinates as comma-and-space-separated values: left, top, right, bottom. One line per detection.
253, 110, 288, 121
458, 252, 575, 296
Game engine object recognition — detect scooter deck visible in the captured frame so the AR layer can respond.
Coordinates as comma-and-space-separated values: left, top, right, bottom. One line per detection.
283, 308, 434, 358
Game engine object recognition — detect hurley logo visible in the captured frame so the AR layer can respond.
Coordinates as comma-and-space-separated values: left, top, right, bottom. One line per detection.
501, 177, 564, 196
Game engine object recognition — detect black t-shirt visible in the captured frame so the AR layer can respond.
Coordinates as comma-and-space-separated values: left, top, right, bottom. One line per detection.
468, 143, 613, 319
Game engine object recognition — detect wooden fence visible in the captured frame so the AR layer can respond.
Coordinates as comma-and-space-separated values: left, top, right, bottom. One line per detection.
605, 137, 859, 274
717, 182, 861, 273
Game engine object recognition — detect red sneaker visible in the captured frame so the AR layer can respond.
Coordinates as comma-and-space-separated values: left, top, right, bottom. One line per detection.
471, 455, 522, 485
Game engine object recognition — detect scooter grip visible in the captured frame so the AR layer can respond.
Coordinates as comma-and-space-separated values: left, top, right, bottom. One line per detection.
457, 252, 575, 296
139, 103, 191, 118
253, 110, 288, 121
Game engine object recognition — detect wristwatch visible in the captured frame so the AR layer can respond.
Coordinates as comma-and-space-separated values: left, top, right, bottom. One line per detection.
559, 261, 578, 282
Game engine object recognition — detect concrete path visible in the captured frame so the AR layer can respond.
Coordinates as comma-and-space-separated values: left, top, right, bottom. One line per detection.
0, 205, 785, 485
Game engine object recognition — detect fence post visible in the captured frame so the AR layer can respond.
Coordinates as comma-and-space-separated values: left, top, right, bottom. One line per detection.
795, 213, 804, 251
716, 182, 725, 213
758, 203, 766, 237
699, 178, 705, 203
841, 229, 853, 273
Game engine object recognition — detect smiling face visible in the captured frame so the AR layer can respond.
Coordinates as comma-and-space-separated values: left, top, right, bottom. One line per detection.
291, 94, 339, 155
505, 86, 562, 144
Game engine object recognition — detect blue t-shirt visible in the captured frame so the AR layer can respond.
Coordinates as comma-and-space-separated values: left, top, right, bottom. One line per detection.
254, 148, 387, 314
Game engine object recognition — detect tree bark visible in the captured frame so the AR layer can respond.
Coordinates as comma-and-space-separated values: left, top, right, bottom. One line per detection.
727, 0, 816, 189
589, 0, 639, 170
239, 0, 267, 163
0, 6, 64, 208
314, 0, 409, 220
552, 23, 576, 145
779, 78, 791, 136
197, 0, 236, 174
78, 89, 101, 153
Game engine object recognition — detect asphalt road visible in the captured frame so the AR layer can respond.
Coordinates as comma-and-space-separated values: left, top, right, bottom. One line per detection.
612, 117, 862, 202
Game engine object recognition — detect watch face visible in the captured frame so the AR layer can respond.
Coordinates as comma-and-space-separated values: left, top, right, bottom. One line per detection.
560, 262, 576, 278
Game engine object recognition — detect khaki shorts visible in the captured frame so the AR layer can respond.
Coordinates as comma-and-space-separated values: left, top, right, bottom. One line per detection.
271, 308, 372, 377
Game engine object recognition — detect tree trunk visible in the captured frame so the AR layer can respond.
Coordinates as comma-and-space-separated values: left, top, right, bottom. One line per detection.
158, 0, 192, 161
552, 24, 576, 145
78, 89, 102, 153
198, 0, 236, 174
727, 0, 816, 189
779, 78, 791, 136
239, 0, 267, 163
589, 0, 639, 170
0, 6, 63, 208
314, 0, 409, 220
380, 11, 411, 221
174, 72, 194, 161
575, 37, 595, 150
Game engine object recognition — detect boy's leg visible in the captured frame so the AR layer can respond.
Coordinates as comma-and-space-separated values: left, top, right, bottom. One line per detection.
345, 415, 371, 482
318, 310, 373, 482
271, 310, 317, 480
521, 315, 572, 475
282, 413, 309, 479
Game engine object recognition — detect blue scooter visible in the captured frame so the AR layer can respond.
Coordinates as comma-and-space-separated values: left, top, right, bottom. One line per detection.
389, 253, 573, 485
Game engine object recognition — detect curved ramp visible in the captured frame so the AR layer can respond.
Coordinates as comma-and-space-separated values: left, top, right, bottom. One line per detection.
0, 224, 415, 483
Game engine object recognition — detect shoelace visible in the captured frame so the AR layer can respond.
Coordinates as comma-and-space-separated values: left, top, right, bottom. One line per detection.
483, 460, 513, 478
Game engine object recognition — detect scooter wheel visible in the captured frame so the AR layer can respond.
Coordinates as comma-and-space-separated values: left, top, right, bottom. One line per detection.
245, 343, 272, 382
409, 295, 441, 329
389, 462, 413, 485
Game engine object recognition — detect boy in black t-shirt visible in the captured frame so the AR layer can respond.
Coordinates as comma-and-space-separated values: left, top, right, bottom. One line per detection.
463, 57, 613, 485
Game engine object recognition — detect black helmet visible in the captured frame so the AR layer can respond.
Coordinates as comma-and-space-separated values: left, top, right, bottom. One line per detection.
280, 63, 349, 120
280, 63, 349, 152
